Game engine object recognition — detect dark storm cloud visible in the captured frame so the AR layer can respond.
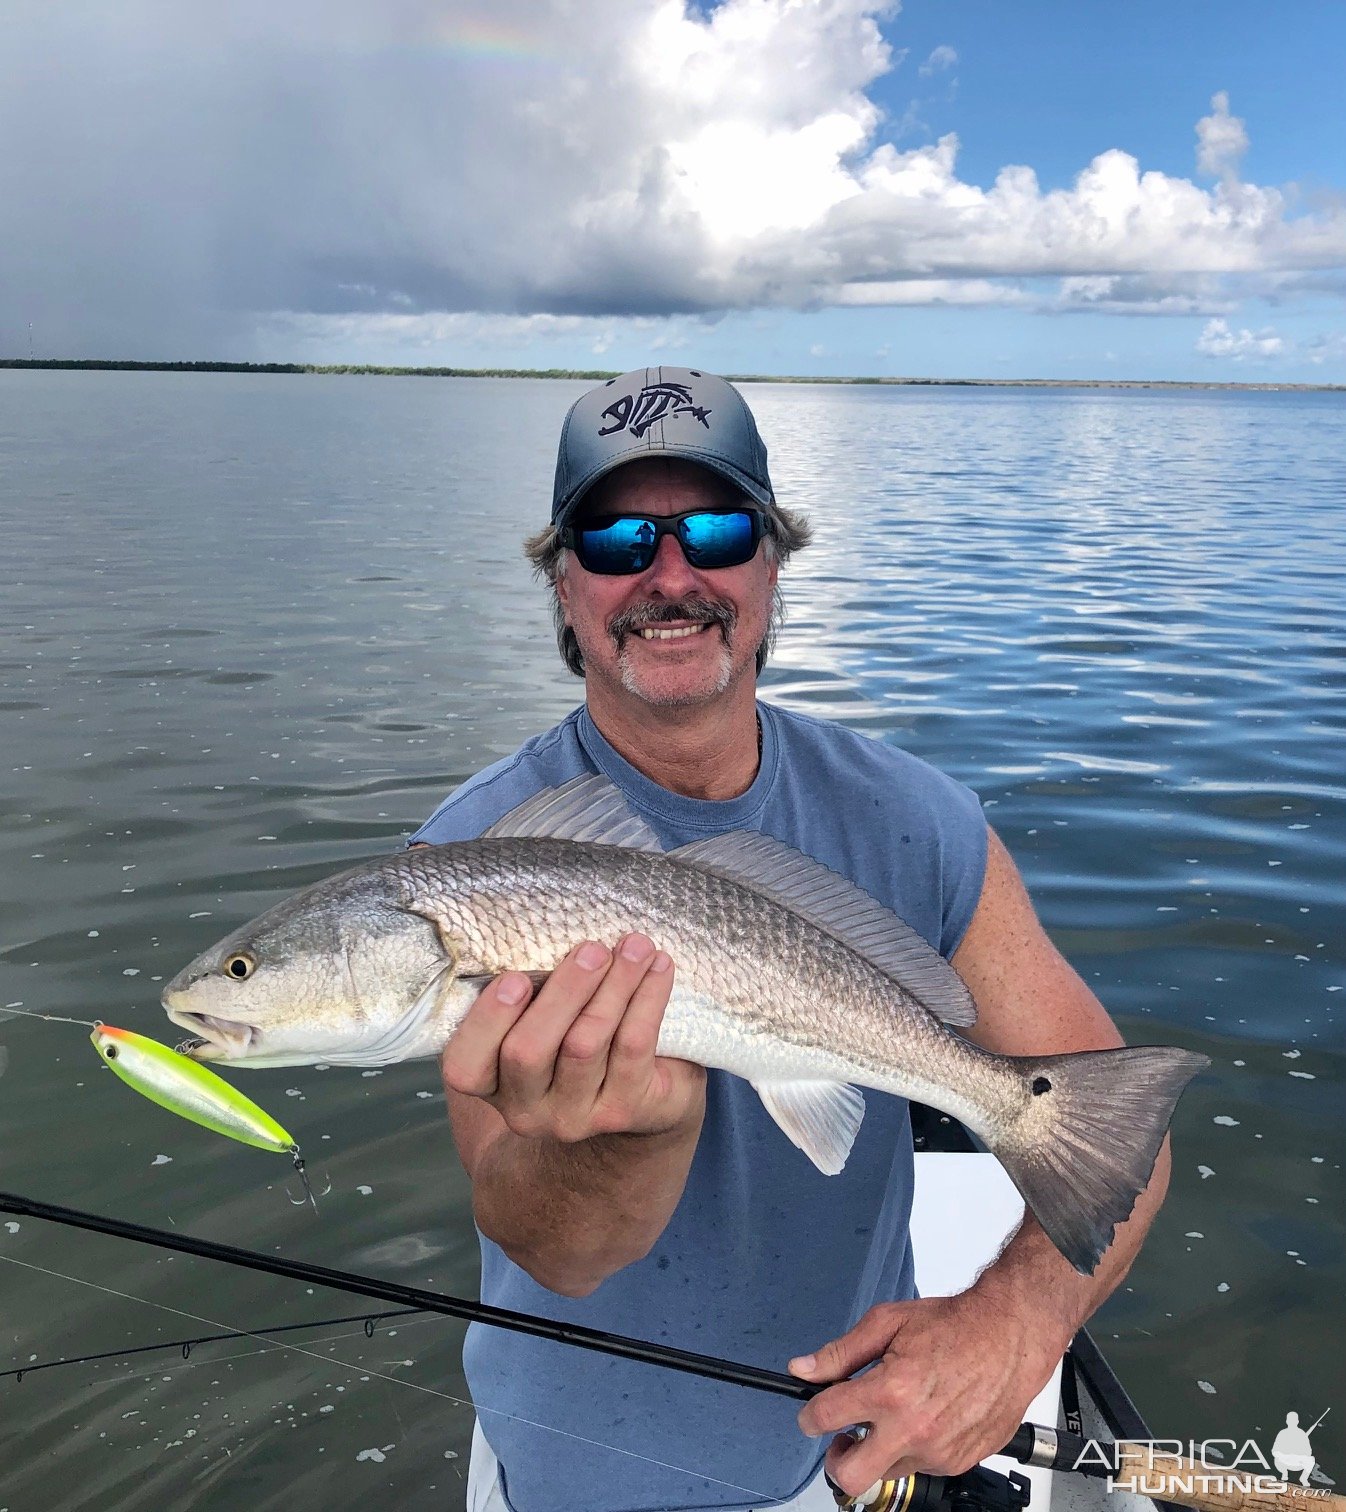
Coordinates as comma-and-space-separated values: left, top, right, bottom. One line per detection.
1, 2, 1342, 358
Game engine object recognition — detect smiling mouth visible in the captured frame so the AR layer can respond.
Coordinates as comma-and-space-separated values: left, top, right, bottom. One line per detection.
636, 623, 712, 641
165, 1010, 257, 1060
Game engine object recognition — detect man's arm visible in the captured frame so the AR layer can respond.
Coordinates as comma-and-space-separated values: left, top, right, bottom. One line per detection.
442, 933, 706, 1298
793, 826, 1174, 1497
946, 825, 1171, 1360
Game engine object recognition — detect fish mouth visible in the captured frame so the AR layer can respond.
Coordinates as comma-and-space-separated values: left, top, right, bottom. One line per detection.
165, 1011, 257, 1061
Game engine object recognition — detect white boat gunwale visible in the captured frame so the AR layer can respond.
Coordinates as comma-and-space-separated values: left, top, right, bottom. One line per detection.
910, 1102, 1166, 1512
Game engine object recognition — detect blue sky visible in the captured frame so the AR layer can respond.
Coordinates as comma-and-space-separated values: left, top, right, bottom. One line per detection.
2, 1, 1344, 381
884, 2, 1346, 193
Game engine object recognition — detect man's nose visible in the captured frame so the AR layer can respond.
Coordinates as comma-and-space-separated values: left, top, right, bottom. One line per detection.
642, 529, 700, 594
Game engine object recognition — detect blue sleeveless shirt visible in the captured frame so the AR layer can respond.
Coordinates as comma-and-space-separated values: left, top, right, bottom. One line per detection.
410, 702, 987, 1512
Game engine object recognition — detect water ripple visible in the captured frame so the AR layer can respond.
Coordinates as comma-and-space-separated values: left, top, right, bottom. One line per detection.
1, 374, 1342, 1504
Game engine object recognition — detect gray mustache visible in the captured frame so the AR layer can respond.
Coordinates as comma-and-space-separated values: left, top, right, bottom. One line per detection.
609, 599, 736, 643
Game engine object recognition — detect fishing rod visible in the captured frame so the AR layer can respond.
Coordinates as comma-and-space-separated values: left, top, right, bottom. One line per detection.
0, 1189, 819, 1401
0, 1307, 424, 1384
2, 1189, 1098, 1457
8, 1192, 1340, 1512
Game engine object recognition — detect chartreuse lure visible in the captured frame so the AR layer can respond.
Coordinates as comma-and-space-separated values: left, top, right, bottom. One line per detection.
90, 1025, 294, 1153
90, 1026, 322, 1207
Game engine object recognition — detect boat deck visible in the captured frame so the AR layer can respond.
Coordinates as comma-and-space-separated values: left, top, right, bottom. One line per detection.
909, 1107, 1161, 1512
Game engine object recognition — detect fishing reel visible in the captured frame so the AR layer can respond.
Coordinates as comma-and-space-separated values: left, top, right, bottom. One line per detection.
827, 1463, 1031, 1512
827, 1459, 1031, 1512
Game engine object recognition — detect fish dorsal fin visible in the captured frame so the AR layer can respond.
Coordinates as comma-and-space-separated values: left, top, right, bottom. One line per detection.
671, 832, 977, 1028
481, 774, 663, 853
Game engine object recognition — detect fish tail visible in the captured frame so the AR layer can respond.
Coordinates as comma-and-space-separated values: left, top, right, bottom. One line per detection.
995, 1044, 1208, 1276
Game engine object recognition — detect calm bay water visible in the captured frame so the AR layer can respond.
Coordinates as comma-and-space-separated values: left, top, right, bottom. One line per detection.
0, 372, 1342, 1509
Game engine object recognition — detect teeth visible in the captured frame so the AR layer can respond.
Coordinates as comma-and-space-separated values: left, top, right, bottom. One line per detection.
638, 624, 707, 640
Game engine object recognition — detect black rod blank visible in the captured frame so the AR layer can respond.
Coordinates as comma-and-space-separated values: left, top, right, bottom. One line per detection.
0, 1308, 424, 1383
1, 1189, 1104, 1486
0, 1190, 817, 1401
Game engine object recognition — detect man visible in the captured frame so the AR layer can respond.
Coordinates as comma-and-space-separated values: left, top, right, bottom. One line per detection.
1272, 1412, 1318, 1487
411, 367, 1173, 1512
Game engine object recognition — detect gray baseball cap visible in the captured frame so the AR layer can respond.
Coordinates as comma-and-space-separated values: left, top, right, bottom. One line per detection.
551, 366, 774, 526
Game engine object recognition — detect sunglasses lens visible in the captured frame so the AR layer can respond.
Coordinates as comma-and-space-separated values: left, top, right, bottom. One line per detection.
573, 517, 661, 574
680, 511, 758, 568
570, 510, 762, 574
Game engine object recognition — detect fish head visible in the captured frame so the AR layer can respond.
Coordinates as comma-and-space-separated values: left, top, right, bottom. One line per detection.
163, 867, 456, 1067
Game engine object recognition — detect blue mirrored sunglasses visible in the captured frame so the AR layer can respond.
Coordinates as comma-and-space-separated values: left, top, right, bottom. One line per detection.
562, 508, 770, 576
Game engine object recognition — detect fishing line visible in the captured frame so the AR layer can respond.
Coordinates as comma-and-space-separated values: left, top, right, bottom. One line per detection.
0, 1252, 776, 1500
0, 1305, 426, 1382
16, 1314, 454, 1394
0, 1006, 100, 1029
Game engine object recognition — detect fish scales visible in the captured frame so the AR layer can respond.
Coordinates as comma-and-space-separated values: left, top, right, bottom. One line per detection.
163, 777, 1208, 1274
398, 836, 962, 1087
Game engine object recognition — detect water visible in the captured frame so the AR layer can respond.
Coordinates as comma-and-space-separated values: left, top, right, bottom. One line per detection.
1, 372, 1342, 1508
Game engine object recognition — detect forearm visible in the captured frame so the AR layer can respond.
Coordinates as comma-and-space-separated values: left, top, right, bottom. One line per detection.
469, 1117, 702, 1297
972, 1135, 1172, 1360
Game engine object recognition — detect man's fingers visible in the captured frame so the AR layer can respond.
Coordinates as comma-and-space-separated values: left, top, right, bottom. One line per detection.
548, 934, 659, 1108
796, 1377, 892, 1441
790, 1303, 908, 1386
605, 948, 674, 1075
440, 973, 535, 1097
495, 941, 613, 1104
824, 1431, 921, 1501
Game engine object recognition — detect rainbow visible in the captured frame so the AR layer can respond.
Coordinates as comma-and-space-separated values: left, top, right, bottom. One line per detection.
427, 16, 550, 63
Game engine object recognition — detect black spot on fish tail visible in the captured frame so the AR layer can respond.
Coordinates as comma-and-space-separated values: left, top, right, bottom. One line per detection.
996, 1045, 1209, 1275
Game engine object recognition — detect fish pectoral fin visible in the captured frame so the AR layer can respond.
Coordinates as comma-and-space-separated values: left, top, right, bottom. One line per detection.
458, 970, 553, 995
751, 1079, 865, 1176
397, 908, 552, 998
328, 961, 459, 1067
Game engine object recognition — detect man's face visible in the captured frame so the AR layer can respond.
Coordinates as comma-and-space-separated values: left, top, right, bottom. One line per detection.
557, 458, 778, 710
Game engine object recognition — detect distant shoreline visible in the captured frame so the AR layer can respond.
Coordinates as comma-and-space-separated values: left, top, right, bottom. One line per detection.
1, 358, 1342, 392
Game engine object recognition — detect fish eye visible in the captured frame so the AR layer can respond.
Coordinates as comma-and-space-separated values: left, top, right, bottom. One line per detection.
224, 953, 255, 980
104, 1044, 119, 1061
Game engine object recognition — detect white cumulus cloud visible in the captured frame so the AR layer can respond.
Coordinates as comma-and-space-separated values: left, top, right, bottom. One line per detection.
1195, 318, 1285, 359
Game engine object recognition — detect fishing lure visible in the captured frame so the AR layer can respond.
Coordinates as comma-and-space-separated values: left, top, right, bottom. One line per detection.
89, 1025, 321, 1207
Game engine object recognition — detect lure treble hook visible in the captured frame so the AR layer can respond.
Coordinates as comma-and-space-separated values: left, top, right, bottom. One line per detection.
285, 1146, 330, 1211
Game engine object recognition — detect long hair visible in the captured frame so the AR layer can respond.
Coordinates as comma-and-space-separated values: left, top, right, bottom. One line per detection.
524, 499, 813, 678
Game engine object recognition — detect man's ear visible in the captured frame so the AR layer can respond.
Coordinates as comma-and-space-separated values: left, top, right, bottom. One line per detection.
555, 569, 572, 622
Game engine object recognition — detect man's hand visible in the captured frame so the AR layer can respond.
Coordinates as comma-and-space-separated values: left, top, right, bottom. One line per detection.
790, 1288, 1063, 1498
442, 933, 706, 1145
440, 933, 708, 1296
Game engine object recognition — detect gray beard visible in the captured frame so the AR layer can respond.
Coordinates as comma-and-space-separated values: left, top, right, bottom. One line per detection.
616, 632, 736, 707
607, 597, 738, 706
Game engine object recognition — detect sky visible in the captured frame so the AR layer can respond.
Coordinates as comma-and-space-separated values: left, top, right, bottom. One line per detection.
2, 0, 1344, 381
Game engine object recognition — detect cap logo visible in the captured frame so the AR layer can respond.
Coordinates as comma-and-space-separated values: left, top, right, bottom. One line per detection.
598, 382, 711, 440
